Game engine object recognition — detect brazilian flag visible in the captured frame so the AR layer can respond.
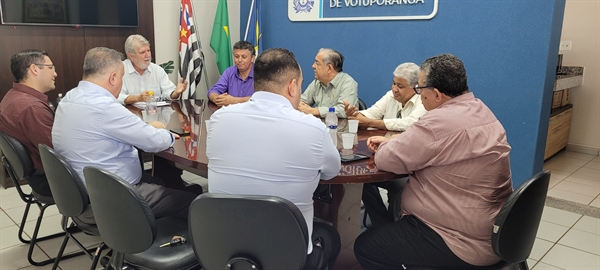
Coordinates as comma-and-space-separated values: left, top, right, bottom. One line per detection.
210, 0, 233, 75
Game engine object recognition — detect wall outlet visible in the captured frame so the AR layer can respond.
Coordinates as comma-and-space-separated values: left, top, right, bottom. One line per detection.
560, 40, 572, 51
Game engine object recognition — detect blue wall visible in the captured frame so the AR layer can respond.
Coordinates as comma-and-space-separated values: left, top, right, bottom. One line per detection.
241, 0, 566, 187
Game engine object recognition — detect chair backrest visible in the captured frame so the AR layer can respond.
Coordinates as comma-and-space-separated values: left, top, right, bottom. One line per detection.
38, 144, 89, 218
358, 98, 367, 110
83, 166, 156, 254
492, 170, 551, 263
0, 131, 34, 181
189, 193, 309, 270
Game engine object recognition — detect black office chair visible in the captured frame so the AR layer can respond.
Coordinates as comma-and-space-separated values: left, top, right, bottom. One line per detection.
38, 144, 104, 270
410, 170, 551, 270
83, 166, 198, 270
358, 98, 367, 110
189, 193, 309, 270
0, 131, 65, 266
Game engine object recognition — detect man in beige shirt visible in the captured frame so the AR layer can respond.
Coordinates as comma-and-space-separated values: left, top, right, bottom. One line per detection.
354, 54, 513, 269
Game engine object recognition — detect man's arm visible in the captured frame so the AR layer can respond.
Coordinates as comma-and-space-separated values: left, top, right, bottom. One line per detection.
319, 127, 341, 180
22, 104, 54, 148
374, 121, 436, 174
102, 103, 173, 153
207, 69, 231, 101
169, 78, 188, 100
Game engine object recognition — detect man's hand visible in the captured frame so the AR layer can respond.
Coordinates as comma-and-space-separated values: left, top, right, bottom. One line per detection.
344, 100, 359, 118
172, 78, 188, 99
366, 136, 390, 153
213, 93, 236, 107
298, 102, 319, 116
137, 91, 150, 103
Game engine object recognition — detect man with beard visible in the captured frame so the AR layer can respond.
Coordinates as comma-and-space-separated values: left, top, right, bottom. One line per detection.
117, 34, 188, 104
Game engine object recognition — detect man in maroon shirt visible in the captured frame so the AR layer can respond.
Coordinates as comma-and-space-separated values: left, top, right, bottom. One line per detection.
0, 49, 57, 197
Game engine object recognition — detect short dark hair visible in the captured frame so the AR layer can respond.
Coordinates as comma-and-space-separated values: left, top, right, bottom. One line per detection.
420, 54, 468, 97
320, 48, 344, 73
10, 49, 49, 83
234, 40, 256, 56
253, 48, 301, 93
83, 47, 124, 79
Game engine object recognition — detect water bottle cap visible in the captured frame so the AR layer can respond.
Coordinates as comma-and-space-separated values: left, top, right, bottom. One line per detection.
329, 107, 335, 113
58, 93, 63, 97
148, 91, 154, 96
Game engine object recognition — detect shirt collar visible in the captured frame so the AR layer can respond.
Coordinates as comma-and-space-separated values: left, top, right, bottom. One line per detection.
320, 72, 344, 88
250, 91, 293, 108
438, 92, 475, 108
12, 82, 49, 103
236, 64, 254, 80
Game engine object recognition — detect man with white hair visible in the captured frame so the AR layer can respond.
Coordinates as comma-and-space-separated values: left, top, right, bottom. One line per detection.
344, 62, 426, 131
118, 34, 188, 104
346, 63, 427, 228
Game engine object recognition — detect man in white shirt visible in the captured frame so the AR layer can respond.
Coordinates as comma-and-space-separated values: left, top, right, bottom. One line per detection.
118, 34, 188, 104
343, 62, 426, 131
345, 63, 426, 228
207, 48, 341, 269
52, 47, 197, 219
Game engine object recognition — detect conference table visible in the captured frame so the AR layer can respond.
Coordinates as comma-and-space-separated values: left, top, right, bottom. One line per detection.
132, 99, 402, 270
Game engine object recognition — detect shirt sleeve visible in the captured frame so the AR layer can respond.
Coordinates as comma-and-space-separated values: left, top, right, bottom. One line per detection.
117, 85, 130, 104
361, 91, 390, 120
319, 127, 341, 180
101, 103, 173, 153
317, 77, 358, 118
383, 101, 428, 131
374, 120, 437, 175
207, 68, 231, 97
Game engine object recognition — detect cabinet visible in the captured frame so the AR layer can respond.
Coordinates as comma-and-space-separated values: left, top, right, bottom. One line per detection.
544, 104, 572, 160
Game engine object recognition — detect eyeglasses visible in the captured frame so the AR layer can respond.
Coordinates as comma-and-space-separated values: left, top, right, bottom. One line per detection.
36, 64, 55, 71
413, 85, 433, 94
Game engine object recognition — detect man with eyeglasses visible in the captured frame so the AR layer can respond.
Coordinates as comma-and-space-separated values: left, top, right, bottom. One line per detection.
354, 54, 513, 269
0, 49, 58, 197
343, 62, 427, 229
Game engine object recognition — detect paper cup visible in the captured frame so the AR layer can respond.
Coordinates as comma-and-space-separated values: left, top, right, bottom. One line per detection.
341, 133, 355, 150
348, 119, 359, 133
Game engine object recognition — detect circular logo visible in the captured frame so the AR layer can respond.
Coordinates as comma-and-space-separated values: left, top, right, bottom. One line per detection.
293, 0, 315, 13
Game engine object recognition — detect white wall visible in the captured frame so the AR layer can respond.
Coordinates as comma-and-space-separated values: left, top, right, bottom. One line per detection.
561, 0, 600, 155
152, 0, 241, 98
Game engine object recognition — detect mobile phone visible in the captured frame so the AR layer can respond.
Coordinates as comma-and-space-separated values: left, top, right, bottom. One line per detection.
340, 153, 370, 163
169, 128, 190, 136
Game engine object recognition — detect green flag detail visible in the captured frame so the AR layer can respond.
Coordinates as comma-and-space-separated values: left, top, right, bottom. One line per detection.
210, 0, 233, 75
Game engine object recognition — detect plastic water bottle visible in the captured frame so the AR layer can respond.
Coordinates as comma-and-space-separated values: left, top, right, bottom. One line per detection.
56, 93, 63, 104
146, 91, 158, 121
325, 107, 338, 145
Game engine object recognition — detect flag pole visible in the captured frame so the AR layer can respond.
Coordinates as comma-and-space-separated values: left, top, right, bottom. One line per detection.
187, 0, 211, 99
243, 0, 255, 41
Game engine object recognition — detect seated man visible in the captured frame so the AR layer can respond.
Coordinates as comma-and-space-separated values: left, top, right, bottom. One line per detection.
354, 54, 513, 269
0, 49, 57, 197
299, 48, 358, 118
53, 47, 197, 219
207, 40, 255, 107
207, 48, 341, 269
344, 63, 427, 228
344, 62, 426, 131
118, 34, 188, 104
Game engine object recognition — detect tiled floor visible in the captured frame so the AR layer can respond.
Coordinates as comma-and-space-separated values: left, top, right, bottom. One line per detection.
0, 151, 598, 269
